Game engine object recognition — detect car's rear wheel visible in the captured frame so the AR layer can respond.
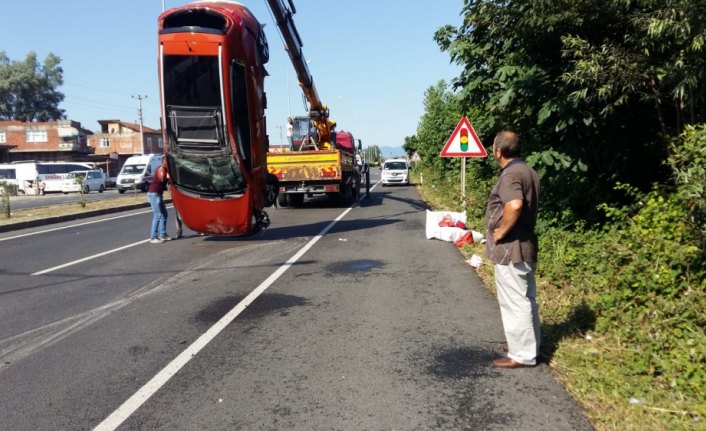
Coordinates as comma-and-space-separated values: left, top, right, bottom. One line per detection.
99, 185, 105, 193
83, 185, 90, 194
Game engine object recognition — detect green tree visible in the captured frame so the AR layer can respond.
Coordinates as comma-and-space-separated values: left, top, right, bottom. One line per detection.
411, 80, 463, 173
434, 0, 706, 223
363, 145, 383, 164
0, 51, 65, 122
402, 135, 417, 158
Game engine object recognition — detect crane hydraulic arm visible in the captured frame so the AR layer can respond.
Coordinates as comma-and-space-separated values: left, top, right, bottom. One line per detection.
265, 0, 334, 146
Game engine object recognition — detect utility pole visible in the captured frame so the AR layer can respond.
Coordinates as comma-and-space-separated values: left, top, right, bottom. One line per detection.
132, 95, 147, 154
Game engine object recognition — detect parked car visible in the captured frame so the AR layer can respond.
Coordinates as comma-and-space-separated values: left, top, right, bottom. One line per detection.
61, 170, 106, 194
381, 158, 410, 186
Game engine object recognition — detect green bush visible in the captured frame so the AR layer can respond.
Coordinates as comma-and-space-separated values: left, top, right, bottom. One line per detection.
536, 126, 706, 423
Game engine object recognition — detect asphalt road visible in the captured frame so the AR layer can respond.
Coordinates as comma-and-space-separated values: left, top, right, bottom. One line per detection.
0, 178, 593, 430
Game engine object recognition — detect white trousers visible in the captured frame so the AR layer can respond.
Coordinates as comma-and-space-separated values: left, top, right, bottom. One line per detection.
495, 262, 540, 365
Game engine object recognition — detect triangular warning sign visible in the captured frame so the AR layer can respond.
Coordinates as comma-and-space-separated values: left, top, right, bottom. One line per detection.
440, 117, 487, 158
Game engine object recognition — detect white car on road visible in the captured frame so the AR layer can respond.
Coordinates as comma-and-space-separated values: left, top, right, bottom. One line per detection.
61, 170, 106, 194
381, 158, 410, 186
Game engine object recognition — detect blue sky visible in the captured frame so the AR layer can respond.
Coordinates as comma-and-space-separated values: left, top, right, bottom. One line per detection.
1, 0, 463, 156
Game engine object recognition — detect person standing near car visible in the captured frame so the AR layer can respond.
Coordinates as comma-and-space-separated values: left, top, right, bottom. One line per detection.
286, 117, 294, 150
485, 131, 541, 368
147, 157, 172, 243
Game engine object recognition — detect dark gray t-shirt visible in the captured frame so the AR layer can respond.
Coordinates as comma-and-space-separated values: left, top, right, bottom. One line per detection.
485, 159, 540, 264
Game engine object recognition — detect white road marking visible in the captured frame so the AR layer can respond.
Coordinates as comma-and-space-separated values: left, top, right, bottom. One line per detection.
93, 204, 356, 431
0, 210, 152, 242
31, 239, 152, 276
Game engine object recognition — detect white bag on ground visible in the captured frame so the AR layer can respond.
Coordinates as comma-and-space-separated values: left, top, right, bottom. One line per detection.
425, 210, 484, 245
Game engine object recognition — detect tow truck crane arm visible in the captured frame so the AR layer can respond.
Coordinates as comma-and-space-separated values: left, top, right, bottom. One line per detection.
265, 0, 334, 146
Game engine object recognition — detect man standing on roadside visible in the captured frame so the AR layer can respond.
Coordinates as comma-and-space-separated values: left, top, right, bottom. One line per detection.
485, 131, 541, 368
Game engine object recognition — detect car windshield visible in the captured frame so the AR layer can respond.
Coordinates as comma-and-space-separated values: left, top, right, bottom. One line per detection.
121, 164, 146, 175
385, 162, 407, 170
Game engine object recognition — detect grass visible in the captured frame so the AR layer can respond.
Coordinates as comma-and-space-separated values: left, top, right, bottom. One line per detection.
0, 192, 164, 226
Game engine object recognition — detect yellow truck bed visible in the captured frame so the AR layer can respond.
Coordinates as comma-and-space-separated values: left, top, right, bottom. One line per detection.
267, 150, 342, 182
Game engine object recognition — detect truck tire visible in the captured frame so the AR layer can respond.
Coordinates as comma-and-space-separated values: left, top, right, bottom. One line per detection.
118, 189, 126, 194
289, 193, 304, 207
277, 193, 290, 207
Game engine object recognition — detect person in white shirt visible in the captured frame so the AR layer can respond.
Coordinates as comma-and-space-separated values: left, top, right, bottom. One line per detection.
286, 117, 294, 149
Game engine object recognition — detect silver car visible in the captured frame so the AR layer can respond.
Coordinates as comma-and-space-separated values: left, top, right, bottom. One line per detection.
61, 170, 106, 194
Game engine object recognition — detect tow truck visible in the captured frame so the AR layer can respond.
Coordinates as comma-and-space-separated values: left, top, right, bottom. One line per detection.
264, 0, 367, 207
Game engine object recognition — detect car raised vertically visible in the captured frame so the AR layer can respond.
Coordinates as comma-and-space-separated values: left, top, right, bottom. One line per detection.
381, 158, 410, 186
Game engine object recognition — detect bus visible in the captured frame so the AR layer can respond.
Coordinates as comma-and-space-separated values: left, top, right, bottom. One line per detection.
12, 161, 97, 195
0, 164, 19, 192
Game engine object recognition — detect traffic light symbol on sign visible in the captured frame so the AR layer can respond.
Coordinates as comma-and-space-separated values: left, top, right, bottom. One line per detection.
439, 117, 487, 158
460, 128, 469, 152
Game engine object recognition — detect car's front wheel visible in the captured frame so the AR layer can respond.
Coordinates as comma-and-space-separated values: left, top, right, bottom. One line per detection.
99, 185, 105, 193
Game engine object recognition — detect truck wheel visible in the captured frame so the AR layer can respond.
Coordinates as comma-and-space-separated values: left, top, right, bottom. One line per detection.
118, 189, 126, 194
289, 193, 304, 207
277, 193, 290, 207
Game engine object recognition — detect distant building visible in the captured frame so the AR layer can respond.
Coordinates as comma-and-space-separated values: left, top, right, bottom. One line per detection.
0, 119, 94, 164
87, 120, 163, 180
0, 119, 163, 182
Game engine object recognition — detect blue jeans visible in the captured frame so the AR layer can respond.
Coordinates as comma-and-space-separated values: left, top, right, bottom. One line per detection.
147, 192, 168, 239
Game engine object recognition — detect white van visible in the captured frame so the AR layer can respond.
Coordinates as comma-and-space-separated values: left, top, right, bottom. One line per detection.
381, 158, 410, 186
61, 169, 106, 194
117, 154, 163, 193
